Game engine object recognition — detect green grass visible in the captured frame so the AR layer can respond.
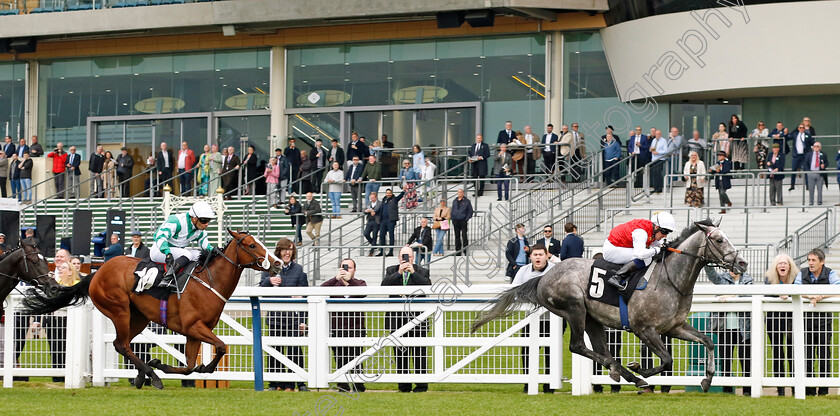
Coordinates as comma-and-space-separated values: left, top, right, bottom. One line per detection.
0, 382, 837, 416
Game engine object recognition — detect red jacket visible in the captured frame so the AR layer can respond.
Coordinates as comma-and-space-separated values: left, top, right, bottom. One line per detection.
178, 149, 196, 171
47, 151, 68, 174
607, 219, 655, 249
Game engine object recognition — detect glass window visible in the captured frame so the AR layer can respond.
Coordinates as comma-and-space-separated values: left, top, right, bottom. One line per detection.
0, 63, 26, 141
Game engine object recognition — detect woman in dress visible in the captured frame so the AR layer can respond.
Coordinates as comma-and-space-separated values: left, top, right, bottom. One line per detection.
712, 122, 730, 158
209, 145, 223, 193
197, 144, 211, 196
728, 114, 749, 170
431, 198, 451, 256
399, 159, 419, 210
683, 151, 706, 207
764, 253, 798, 397
750, 121, 769, 170
103, 151, 117, 198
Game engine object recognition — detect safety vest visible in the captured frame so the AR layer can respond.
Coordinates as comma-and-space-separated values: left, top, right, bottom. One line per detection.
607, 219, 655, 249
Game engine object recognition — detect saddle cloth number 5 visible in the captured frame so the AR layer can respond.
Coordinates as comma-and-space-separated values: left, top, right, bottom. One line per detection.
589, 267, 607, 299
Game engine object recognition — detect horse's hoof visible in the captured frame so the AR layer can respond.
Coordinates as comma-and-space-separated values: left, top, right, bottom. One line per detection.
133, 373, 145, 389
150, 374, 164, 390
147, 359, 161, 369
194, 364, 206, 373
638, 386, 654, 394
627, 361, 641, 372
609, 366, 621, 382
634, 379, 649, 388
700, 378, 711, 392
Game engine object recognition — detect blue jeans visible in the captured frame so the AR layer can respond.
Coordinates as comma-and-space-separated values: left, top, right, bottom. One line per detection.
433, 228, 447, 255
328, 192, 341, 214
10, 179, 20, 201
20, 178, 31, 201
364, 182, 381, 204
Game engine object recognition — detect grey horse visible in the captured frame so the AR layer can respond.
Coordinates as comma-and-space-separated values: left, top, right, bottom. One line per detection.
472, 219, 748, 392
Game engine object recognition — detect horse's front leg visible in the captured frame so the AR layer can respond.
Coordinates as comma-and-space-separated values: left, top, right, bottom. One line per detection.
183, 321, 227, 373
666, 321, 715, 392
628, 328, 673, 379
148, 337, 202, 375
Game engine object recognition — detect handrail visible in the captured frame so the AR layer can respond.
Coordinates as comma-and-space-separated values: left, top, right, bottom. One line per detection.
21, 165, 118, 215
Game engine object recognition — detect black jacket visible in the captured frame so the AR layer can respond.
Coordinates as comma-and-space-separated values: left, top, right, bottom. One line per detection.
505, 236, 529, 278
328, 146, 345, 167
156, 149, 175, 174
766, 151, 785, 181
18, 158, 33, 179
497, 129, 514, 145
365, 200, 383, 225
345, 140, 369, 162
284, 147, 301, 167
89, 152, 105, 174
260, 262, 309, 330
116, 153, 135, 176
302, 198, 323, 224
125, 242, 151, 259
382, 264, 431, 335
786, 131, 814, 156
29, 142, 43, 157
285, 201, 303, 226
712, 158, 732, 190
468, 142, 490, 177
451, 197, 474, 221
381, 192, 404, 223
66, 152, 81, 176
408, 226, 433, 251
538, 237, 562, 257
560, 234, 584, 260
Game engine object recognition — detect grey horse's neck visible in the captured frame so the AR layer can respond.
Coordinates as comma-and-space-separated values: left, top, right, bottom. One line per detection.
657, 229, 707, 295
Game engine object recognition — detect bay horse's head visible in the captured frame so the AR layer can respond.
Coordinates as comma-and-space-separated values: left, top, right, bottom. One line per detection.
0, 240, 52, 287
226, 229, 283, 274
695, 218, 748, 275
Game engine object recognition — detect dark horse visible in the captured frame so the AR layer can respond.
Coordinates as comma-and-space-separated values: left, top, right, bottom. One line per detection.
23, 230, 281, 389
0, 241, 53, 300
473, 219, 748, 391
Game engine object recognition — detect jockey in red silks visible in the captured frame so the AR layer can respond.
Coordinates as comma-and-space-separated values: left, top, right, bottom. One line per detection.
602, 211, 676, 290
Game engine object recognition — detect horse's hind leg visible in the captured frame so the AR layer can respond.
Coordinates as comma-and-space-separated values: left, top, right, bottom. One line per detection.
628, 328, 673, 379
100, 303, 158, 389
666, 321, 715, 392
584, 316, 645, 388
127, 312, 164, 389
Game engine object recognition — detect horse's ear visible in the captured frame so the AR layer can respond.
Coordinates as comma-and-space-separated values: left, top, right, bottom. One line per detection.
714, 217, 722, 227
694, 221, 711, 233
226, 228, 238, 238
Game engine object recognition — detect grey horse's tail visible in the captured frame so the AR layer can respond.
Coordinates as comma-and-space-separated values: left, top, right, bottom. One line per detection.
471, 277, 542, 333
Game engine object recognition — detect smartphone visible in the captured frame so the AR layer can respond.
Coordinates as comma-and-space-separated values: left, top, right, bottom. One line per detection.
401, 254, 410, 263
342, 264, 349, 271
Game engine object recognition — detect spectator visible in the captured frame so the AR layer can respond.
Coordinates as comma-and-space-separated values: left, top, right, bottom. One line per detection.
497, 121, 514, 146
2, 136, 14, 159
298, 149, 312, 194
431, 198, 451, 257
380, 134, 394, 154
156, 142, 175, 194
29, 135, 43, 157
407, 217, 433, 266
793, 248, 837, 396
361, 155, 381, 206
557, 124, 573, 175
511, 131, 526, 179
310, 139, 328, 192
802, 116, 816, 136
345, 133, 369, 169
363, 192, 382, 256
345, 156, 363, 212
261, 238, 309, 392
377, 188, 404, 257
284, 139, 302, 183
467, 134, 490, 196
769, 122, 790, 154
9, 153, 20, 201
570, 123, 586, 181
18, 152, 32, 204
559, 223, 584, 261
628, 126, 651, 187
320, 258, 367, 393
539, 224, 562, 259
264, 157, 281, 209
196, 145, 211, 196
541, 124, 559, 173
683, 151, 706, 208
767, 143, 785, 206
103, 233, 123, 262
494, 143, 512, 201
14, 138, 27, 161
648, 129, 667, 193
328, 139, 345, 168
46, 142, 67, 198
805, 142, 827, 206
284, 196, 303, 245
69, 257, 83, 275
125, 231, 150, 258
116, 147, 135, 197
451, 189, 473, 256
399, 159, 419, 210
421, 157, 436, 201
764, 253, 797, 397
239, 145, 257, 194
103, 151, 117, 199
381, 245, 431, 393
302, 192, 323, 246
209, 144, 223, 194
602, 132, 621, 186
710, 151, 732, 214
0, 150, 7, 198
684, 130, 706, 162
275, 148, 290, 203
728, 115, 749, 170
0, 232, 5, 252
221, 146, 240, 198
750, 121, 769, 169
322, 162, 344, 217
505, 223, 529, 281
666, 128, 681, 181
177, 141, 196, 195
787, 124, 813, 191
23, 227, 37, 246
65, 146, 81, 198
520, 126, 537, 175
712, 122, 730, 158
412, 145, 425, 178
511, 243, 556, 393
705, 265, 752, 395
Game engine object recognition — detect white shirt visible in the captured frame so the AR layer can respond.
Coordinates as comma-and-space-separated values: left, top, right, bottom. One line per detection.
511, 261, 556, 286
634, 135, 641, 154
162, 150, 170, 167
178, 150, 187, 169
796, 133, 805, 154
524, 134, 534, 152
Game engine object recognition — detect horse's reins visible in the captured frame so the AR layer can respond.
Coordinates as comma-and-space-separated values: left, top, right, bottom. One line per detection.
658, 227, 740, 296
187, 233, 273, 303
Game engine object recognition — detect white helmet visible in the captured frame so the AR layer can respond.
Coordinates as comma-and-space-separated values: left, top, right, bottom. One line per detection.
189, 201, 216, 220
651, 211, 676, 233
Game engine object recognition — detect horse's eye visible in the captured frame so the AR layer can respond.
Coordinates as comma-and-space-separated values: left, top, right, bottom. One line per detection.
717, 238, 723, 243
250, 244, 256, 249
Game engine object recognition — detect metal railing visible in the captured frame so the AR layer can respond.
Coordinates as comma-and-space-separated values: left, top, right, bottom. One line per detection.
777, 209, 836, 263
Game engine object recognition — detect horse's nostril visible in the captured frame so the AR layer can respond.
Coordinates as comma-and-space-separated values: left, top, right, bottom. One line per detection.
274, 261, 282, 268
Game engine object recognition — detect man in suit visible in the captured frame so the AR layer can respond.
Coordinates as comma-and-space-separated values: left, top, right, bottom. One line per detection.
805, 142, 828, 206
177, 141, 196, 195
345, 132, 369, 169
310, 138, 329, 192
541, 124, 559, 173
328, 138, 346, 168
364, 191, 382, 256
766, 143, 785, 206
88, 145, 105, 197
65, 146, 82, 198
2, 136, 14, 158
570, 122, 586, 181
377, 188, 404, 257
648, 130, 668, 193
540, 224, 562, 259
125, 230, 150, 259
627, 126, 650, 187
16, 138, 28, 160
345, 156, 363, 212
156, 142, 175, 195
407, 217, 433, 266
116, 147, 135, 197
505, 223, 529, 280
787, 124, 814, 191
711, 151, 733, 214
467, 134, 490, 197
560, 223, 584, 260
284, 139, 302, 183
221, 145, 240, 197
497, 121, 515, 146
769, 122, 790, 155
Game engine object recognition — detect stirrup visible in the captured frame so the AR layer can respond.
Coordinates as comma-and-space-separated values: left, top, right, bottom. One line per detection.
607, 276, 628, 291
160, 273, 178, 290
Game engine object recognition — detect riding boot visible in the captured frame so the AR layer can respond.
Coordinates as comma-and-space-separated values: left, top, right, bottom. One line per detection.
161, 256, 190, 290
607, 261, 639, 290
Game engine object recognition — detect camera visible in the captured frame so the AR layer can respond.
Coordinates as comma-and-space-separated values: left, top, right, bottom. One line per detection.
342, 264, 349, 271
401, 254, 410, 263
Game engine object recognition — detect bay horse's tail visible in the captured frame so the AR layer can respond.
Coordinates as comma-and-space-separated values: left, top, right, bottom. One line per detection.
22, 272, 94, 315
471, 277, 542, 333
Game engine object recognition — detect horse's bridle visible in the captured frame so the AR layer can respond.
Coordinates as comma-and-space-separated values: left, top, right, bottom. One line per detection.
190, 232, 276, 302
660, 226, 741, 296
0, 247, 51, 284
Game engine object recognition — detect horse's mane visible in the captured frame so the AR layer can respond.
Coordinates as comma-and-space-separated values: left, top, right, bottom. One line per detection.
196, 238, 234, 270
661, 218, 715, 260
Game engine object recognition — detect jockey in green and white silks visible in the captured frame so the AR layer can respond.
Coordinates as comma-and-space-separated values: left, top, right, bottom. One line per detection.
151, 200, 216, 288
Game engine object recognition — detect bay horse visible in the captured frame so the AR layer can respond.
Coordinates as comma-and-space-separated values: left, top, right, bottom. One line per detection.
0, 241, 53, 300
23, 230, 281, 389
472, 219, 748, 392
